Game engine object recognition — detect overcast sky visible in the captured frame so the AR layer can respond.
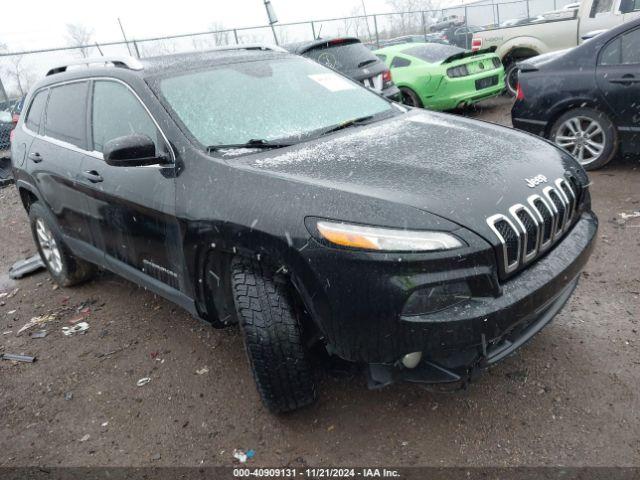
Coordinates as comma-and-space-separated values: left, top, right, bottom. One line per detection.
1, 0, 445, 51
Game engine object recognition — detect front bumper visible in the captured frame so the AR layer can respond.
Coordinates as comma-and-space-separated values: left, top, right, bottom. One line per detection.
301, 211, 597, 368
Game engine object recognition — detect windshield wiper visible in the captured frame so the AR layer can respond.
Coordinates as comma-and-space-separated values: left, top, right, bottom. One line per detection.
207, 138, 294, 153
357, 59, 378, 68
317, 115, 377, 137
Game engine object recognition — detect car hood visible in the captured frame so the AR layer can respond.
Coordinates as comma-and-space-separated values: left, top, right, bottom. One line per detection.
237, 110, 582, 240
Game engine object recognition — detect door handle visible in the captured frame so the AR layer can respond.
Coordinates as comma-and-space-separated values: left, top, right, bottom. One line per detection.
82, 170, 103, 183
609, 74, 640, 86
28, 152, 43, 163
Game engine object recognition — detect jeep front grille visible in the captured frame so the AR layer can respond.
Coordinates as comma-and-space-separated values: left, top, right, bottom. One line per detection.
487, 177, 581, 277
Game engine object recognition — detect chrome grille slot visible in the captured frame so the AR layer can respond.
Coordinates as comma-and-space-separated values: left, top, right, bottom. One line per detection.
487, 214, 520, 274
488, 177, 582, 278
545, 187, 567, 236
557, 178, 576, 221
510, 204, 538, 263
530, 196, 554, 248
568, 176, 582, 210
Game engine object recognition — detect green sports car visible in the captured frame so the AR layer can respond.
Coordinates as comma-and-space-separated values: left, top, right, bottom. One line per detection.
374, 43, 505, 110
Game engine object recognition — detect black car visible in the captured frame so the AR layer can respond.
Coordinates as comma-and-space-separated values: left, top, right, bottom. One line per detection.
285, 37, 400, 100
512, 18, 640, 170
11, 47, 597, 413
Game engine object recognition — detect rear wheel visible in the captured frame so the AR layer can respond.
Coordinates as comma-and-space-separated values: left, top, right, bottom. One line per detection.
231, 257, 316, 413
504, 63, 520, 96
29, 201, 95, 287
549, 108, 617, 170
400, 87, 423, 108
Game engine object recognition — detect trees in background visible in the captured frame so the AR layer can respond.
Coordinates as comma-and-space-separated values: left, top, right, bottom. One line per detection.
65, 23, 95, 58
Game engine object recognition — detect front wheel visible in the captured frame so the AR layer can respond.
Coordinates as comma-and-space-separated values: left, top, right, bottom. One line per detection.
231, 257, 316, 413
29, 201, 96, 287
549, 108, 617, 170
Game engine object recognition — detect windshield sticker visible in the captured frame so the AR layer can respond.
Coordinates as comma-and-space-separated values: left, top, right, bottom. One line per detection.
308, 73, 357, 92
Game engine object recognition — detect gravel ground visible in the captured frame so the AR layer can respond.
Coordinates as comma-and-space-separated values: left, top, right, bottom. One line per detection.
1, 97, 639, 468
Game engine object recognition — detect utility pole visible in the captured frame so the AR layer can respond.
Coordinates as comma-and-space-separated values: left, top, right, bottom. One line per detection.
117, 18, 133, 56
360, 0, 373, 42
0, 77, 8, 102
263, 0, 280, 45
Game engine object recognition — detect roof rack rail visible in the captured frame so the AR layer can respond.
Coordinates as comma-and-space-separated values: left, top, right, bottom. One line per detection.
46, 56, 144, 76
205, 44, 287, 53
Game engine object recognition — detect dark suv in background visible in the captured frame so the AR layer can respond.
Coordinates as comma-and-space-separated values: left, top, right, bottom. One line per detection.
285, 37, 400, 100
11, 47, 596, 413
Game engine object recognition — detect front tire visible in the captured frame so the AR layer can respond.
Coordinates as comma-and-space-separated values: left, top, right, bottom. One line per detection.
549, 108, 617, 170
29, 201, 95, 287
231, 257, 316, 413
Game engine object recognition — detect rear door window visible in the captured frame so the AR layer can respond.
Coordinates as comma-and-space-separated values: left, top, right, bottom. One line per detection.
25, 90, 48, 133
44, 82, 88, 149
91, 80, 161, 154
620, 28, 640, 64
600, 28, 640, 65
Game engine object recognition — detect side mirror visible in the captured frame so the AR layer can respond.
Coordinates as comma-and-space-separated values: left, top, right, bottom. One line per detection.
103, 134, 169, 167
620, 0, 634, 13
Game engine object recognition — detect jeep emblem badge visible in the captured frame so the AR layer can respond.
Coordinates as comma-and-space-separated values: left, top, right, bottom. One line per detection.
525, 174, 548, 188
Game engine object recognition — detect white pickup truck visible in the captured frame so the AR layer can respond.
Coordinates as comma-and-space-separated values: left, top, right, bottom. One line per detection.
472, 0, 640, 93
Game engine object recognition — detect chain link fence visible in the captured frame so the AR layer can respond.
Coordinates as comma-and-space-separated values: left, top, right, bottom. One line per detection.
0, 0, 576, 101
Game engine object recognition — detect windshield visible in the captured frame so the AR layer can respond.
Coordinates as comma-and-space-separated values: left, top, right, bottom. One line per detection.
158, 57, 392, 148
404, 44, 466, 63
302, 41, 379, 71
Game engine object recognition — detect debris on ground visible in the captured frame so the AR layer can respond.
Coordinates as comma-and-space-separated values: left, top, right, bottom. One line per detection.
613, 211, 640, 227
1, 353, 36, 363
30, 330, 48, 339
8, 254, 46, 280
6, 288, 19, 298
619, 211, 640, 220
151, 453, 161, 461
79, 434, 90, 442
17, 314, 56, 336
233, 449, 255, 463
196, 367, 209, 375
137, 377, 151, 387
62, 322, 89, 336
64, 392, 73, 401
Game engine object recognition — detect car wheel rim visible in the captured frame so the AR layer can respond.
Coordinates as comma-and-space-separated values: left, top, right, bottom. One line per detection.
401, 91, 417, 107
555, 116, 605, 166
506, 66, 519, 95
36, 218, 63, 274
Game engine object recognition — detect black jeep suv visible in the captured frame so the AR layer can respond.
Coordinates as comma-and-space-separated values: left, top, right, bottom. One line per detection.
11, 47, 597, 413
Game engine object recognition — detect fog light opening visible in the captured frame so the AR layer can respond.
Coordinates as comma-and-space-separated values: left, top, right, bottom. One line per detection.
401, 351, 423, 369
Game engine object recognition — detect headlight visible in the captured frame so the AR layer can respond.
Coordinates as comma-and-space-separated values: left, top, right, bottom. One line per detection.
316, 220, 465, 252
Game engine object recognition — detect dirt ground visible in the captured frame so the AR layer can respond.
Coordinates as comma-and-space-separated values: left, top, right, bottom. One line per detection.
1, 97, 639, 468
